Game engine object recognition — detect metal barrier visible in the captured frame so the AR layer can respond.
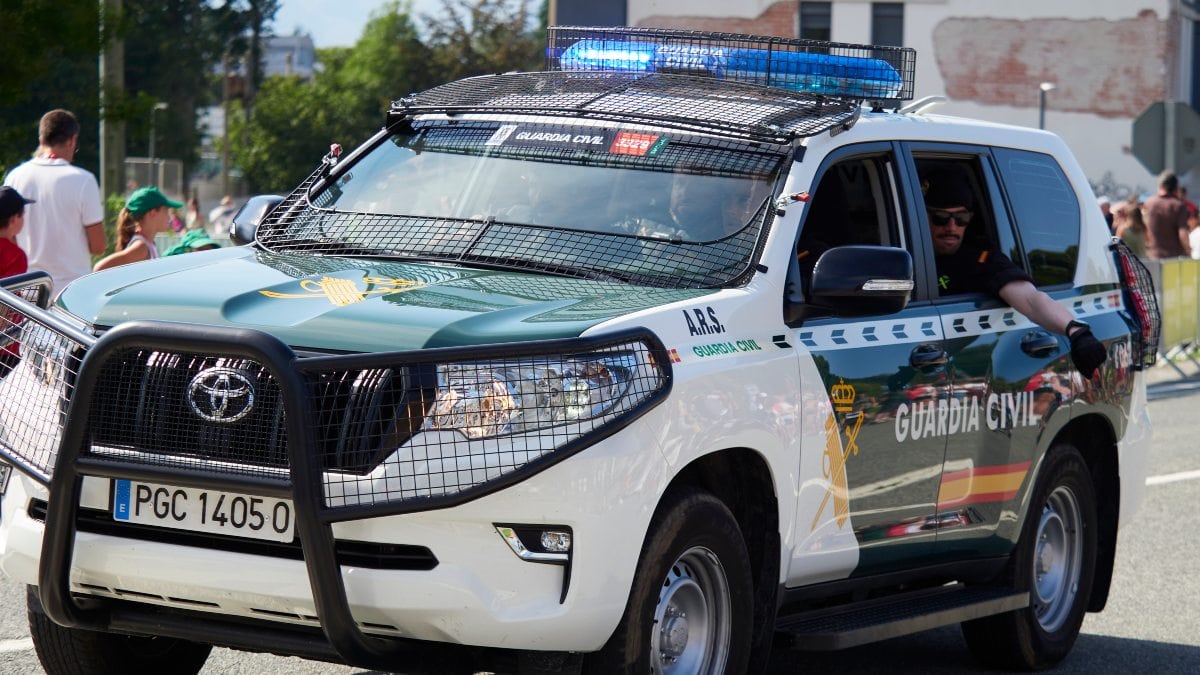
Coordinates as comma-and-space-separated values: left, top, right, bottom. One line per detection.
1148, 257, 1200, 376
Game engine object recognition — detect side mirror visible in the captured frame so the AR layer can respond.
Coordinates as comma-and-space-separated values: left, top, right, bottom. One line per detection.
229, 194, 284, 245
807, 245, 914, 317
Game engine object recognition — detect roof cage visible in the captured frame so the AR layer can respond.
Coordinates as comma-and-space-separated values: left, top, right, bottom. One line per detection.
546, 25, 916, 103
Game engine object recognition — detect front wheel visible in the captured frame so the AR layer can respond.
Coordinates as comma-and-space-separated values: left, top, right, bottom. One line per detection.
962, 444, 1098, 670
585, 489, 753, 674
27, 586, 213, 675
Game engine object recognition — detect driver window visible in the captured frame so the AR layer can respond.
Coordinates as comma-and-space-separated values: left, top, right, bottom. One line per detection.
796, 154, 900, 292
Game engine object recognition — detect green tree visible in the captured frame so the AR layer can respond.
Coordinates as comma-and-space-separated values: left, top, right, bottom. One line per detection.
423, 0, 542, 81
229, 0, 545, 193
229, 3, 437, 192
0, 2, 103, 177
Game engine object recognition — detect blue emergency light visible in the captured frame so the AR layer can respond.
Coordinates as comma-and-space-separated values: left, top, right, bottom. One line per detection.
559, 38, 904, 100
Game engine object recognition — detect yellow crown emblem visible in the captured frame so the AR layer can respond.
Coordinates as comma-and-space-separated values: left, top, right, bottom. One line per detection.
831, 378, 855, 412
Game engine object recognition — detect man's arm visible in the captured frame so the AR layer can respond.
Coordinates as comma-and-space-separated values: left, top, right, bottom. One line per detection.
84, 222, 106, 255
997, 280, 1072, 334
998, 279, 1107, 377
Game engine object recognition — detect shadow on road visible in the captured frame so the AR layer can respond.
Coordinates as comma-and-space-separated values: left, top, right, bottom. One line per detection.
766, 625, 1200, 673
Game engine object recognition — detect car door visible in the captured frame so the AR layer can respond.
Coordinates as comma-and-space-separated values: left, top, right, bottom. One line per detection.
901, 144, 1080, 558
786, 143, 951, 583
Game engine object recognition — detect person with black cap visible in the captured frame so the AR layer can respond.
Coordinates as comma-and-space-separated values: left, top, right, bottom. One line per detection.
0, 186, 35, 375
93, 186, 183, 271
922, 167, 1108, 379
0, 186, 35, 279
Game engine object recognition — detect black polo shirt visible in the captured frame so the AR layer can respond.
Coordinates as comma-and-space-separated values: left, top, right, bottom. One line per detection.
935, 243, 1032, 297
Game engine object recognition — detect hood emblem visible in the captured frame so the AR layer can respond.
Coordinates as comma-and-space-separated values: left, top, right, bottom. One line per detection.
187, 367, 256, 423
259, 276, 427, 306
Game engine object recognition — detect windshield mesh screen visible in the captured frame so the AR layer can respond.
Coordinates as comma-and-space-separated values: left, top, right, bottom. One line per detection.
257, 121, 785, 288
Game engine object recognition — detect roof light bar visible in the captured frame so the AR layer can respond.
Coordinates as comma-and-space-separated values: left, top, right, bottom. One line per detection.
547, 26, 916, 102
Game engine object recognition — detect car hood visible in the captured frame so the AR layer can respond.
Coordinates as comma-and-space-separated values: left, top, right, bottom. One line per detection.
58, 247, 709, 352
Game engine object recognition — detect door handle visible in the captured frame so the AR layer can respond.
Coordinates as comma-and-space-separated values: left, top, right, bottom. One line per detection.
1020, 330, 1061, 358
909, 343, 948, 369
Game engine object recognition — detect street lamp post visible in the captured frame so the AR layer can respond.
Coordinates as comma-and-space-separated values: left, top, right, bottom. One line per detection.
1038, 82, 1056, 130
148, 102, 168, 187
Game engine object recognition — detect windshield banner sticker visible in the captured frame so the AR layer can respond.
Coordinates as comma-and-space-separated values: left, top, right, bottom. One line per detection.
260, 276, 427, 306
484, 124, 613, 150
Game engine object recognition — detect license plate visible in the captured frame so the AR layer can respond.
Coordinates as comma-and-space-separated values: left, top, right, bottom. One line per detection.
112, 479, 295, 543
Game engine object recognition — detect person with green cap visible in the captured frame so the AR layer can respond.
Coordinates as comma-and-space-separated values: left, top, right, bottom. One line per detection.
93, 186, 182, 271
163, 227, 221, 256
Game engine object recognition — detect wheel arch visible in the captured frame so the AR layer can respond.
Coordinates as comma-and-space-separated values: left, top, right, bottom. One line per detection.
1052, 412, 1119, 612
661, 447, 781, 670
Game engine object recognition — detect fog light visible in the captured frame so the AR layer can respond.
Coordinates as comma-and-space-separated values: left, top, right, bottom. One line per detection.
495, 524, 573, 563
541, 530, 571, 553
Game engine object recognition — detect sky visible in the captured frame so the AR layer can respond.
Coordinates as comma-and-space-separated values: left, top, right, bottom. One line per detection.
272, 0, 444, 48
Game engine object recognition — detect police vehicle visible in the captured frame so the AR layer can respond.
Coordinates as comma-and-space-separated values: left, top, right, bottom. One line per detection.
0, 26, 1160, 674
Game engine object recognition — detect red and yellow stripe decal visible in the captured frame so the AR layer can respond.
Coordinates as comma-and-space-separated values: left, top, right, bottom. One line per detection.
937, 461, 1031, 509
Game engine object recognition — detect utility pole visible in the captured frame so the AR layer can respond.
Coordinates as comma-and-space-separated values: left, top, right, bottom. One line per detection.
99, 0, 126, 202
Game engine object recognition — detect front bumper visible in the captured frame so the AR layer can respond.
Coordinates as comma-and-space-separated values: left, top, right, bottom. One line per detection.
0, 276, 672, 669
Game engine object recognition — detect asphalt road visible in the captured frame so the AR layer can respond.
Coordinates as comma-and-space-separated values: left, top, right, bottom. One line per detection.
1, 388, 1198, 674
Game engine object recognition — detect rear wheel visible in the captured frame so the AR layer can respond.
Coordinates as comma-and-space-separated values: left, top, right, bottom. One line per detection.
27, 586, 213, 675
962, 444, 1097, 670
585, 489, 753, 674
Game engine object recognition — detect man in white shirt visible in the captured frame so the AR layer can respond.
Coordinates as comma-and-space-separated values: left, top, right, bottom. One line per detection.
3, 109, 106, 292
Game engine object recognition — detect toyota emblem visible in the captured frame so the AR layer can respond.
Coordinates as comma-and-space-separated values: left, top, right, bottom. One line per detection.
187, 367, 256, 423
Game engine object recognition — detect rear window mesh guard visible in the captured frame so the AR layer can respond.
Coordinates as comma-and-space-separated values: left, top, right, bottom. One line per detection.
1110, 238, 1160, 369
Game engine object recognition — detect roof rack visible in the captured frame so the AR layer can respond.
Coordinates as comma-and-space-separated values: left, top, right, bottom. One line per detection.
390, 26, 915, 144
546, 25, 916, 104
392, 71, 861, 145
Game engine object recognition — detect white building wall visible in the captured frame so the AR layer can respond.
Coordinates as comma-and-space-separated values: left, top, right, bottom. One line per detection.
626, 0, 1190, 198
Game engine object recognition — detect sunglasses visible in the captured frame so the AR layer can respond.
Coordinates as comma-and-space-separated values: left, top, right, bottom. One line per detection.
927, 208, 974, 227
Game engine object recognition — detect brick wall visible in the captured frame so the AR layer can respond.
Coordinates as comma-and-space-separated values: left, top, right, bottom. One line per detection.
932, 11, 1168, 119
635, 1, 796, 39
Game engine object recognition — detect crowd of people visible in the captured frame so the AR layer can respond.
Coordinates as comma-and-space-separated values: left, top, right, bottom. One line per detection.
0, 109, 232, 297
1102, 170, 1200, 261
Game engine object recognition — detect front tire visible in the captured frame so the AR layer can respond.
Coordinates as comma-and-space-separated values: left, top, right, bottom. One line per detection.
962, 444, 1097, 670
585, 489, 753, 674
27, 586, 213, 675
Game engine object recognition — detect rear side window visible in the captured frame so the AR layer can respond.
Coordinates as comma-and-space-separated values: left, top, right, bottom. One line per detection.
993, 148, 1080, 287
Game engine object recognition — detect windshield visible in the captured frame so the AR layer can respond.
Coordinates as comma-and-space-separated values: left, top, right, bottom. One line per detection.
262, 119, 786, 288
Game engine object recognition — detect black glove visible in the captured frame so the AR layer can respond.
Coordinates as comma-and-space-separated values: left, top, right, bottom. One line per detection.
1068, 324, 1107, 379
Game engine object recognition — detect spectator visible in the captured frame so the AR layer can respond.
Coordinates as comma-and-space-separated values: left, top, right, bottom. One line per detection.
163, 228, 221, 256
0, 187, 33, 375
208, 195, 238, 233
0, 187, 34, 278
1189, 213, 1200, 260
185, 196, 205, 230
2, 109, 106, 293
93, 186, 181, 271
1115, 200, 1148, 258
1097, 195, 1113, 230
1181, 186, 1198, 218
1143, 171, 1190, 259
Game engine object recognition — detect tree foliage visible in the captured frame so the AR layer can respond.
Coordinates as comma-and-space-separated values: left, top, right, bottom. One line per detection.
230, 0, 544, 193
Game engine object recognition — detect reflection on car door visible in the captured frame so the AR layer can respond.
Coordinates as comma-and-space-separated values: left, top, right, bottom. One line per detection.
787, 145, 950, 584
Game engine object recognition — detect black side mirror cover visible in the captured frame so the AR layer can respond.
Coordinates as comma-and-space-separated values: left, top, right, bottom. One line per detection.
808, 245, 914, 317
229, 195, 284, 245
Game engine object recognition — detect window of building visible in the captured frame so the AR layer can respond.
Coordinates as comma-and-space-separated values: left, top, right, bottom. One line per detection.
800, 2, 832, 42
871, 3, 904, 47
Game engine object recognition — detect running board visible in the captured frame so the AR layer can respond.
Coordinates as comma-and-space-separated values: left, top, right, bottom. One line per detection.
776, 584, 1028, 651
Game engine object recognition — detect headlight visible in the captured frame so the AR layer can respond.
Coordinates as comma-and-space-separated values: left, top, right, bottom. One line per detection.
427, 351, 642, 439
